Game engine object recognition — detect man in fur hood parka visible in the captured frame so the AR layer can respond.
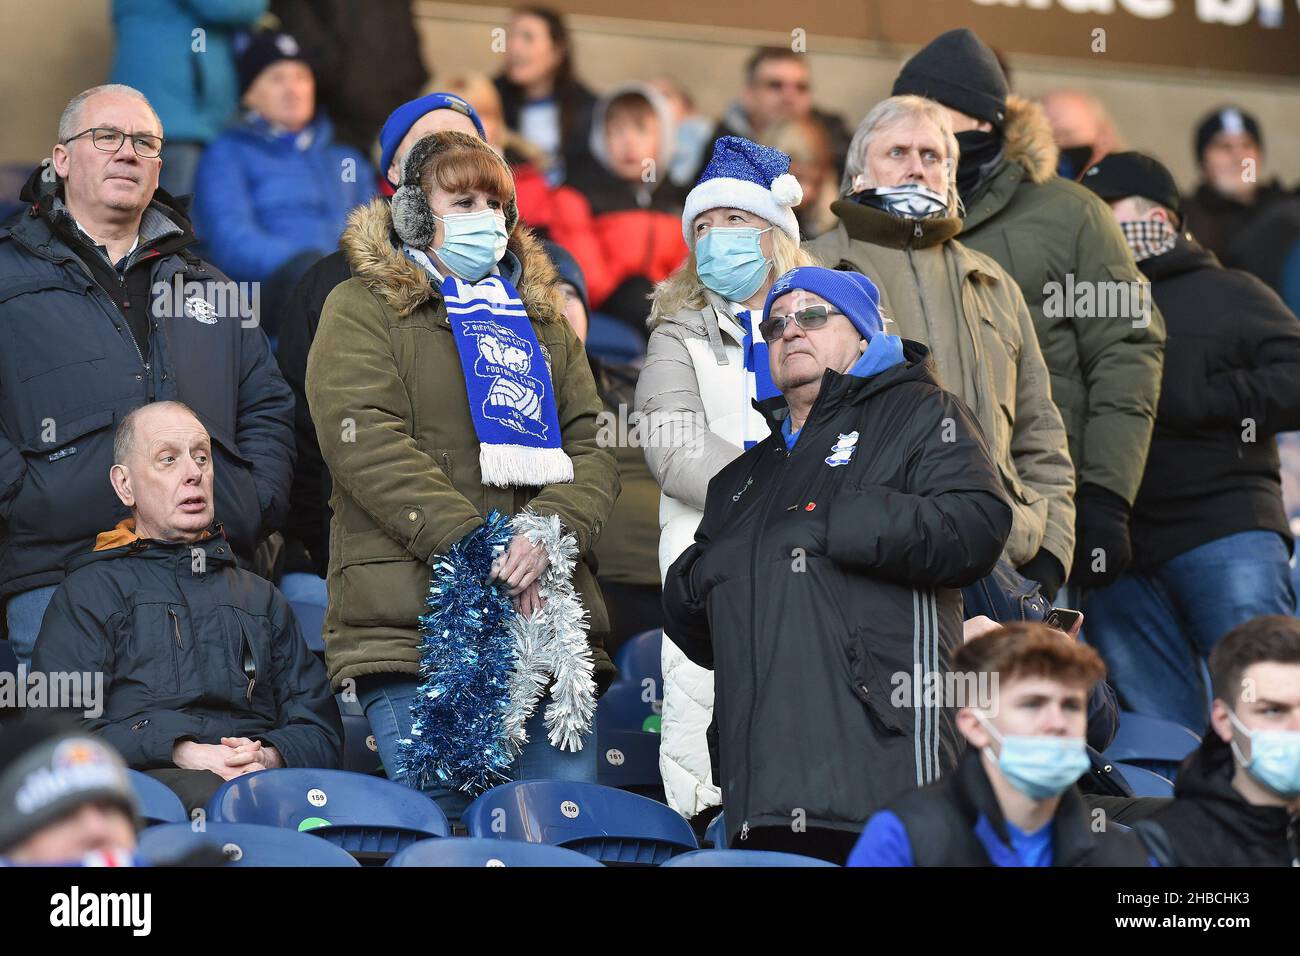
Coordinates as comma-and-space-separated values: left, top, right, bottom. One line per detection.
894, 29, 1166, 595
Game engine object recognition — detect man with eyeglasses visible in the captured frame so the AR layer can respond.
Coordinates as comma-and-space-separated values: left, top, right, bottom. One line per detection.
662, 265, 1012, 860
0, 83, 294, 665
806, 94, 1076, 606
690, 47, 851, 184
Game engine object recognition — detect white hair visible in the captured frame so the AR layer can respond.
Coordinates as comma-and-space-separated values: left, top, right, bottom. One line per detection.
841, 95, 961, 216
58, 84, 162, 144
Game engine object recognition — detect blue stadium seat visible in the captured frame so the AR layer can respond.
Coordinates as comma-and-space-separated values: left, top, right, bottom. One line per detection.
464, 780, 697, 865
341, 712, 384, 775
205, 768, 450, 862
596, 728, 664, 801
597, 680, 660, 734
586, 312, 645, 365
704, 811, 727, 849
662, 848, 838, 867
1111, 762, 1176, 798
387, 837, 605, 867
138, 822, 360, 867
1105, 711, 1201, 780
615, 629, 662, 686
126, 769, 187, 826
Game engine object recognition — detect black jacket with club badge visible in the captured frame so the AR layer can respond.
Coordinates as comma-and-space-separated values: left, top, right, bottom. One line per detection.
32, 525, 341, 771
0, 165, 295, 597
663, 340, 1012, 845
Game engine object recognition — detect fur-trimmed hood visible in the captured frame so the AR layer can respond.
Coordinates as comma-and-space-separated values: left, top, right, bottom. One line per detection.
339, 197, 566, 322
1002, 94, 1059, 185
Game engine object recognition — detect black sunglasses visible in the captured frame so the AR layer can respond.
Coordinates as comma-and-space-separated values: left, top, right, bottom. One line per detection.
759, 304, 842, 343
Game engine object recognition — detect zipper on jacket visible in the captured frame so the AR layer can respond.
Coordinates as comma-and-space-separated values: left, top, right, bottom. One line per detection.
81, 264, 153, 392
242, 636, 258, 703
167, 606, 182, 687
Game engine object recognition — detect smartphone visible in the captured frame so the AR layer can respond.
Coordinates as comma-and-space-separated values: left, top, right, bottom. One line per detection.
1043, 607, 1082, 632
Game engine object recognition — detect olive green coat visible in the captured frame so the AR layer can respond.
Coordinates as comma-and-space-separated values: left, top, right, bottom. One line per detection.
306, 199, 620, 691
958, 95, 1165, 505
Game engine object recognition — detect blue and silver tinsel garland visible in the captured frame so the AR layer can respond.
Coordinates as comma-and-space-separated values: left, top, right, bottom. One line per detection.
395, 508, 597, 795
396, 510, 517, 794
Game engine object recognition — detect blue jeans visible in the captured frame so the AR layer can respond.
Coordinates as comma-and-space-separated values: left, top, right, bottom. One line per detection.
278, 572, 328, 608
356, 673, 597, 825
1084, 531, 1295, 730
5, 585, 59, 667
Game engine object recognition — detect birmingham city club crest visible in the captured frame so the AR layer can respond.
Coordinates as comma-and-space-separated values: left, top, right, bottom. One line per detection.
825, 430, 859, 467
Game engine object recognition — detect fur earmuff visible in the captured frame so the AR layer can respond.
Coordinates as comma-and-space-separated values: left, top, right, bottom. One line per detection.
390, 130, 521, 248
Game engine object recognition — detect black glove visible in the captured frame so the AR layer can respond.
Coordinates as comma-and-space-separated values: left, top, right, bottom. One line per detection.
1069, 483, 1133, 589
1017, 549, 1065, 599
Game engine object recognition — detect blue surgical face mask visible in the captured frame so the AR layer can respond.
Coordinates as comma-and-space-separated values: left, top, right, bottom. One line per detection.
977, 712, 1091, 801
695, 226, 774, 304
1228, 709, 1300, 798
433, 208, 508, 282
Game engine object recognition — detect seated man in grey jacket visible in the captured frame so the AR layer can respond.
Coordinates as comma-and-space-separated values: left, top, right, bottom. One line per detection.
32, 401, 341, 811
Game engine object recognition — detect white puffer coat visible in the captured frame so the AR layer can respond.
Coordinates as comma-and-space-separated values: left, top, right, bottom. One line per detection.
633, 294, 769, 817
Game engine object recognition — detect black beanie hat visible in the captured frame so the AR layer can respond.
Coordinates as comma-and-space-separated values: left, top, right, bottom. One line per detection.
892, 29, 1009, 130
1194, 106, 1263, 162
236, 30, 311, 96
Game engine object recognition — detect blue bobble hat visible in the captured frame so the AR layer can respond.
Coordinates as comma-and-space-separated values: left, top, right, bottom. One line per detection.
682, 135, 803, 244
763, 266, 884, 341
380, 92, 487, 186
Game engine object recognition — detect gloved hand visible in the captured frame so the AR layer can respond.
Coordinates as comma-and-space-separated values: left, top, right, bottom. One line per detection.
1069, 483, 1133, 589
1017, 549, 1065, 599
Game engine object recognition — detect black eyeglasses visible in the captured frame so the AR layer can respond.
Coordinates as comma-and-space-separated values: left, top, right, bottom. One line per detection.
63, 127, 164, 159
759, 304, 842, 343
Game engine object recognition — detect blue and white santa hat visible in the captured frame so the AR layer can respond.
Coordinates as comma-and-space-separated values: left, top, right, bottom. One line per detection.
763, 266, 884, 341
682, 136, 803, 245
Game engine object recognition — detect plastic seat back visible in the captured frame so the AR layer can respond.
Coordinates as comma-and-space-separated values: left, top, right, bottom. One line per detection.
662, 848, 837, 867
464, 780, 696, 865
387, 837, 604, 867
138, 822, 360, 867
126, 769, 187, 826
205, 768, 450, 861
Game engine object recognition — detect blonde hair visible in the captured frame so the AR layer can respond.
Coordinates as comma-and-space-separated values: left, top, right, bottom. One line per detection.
841, 95, 961, 216
650, 226, 820, 324
440, 72, 549, 169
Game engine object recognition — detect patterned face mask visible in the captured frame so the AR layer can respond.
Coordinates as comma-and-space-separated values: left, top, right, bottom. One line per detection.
1119, 218, 1177, 262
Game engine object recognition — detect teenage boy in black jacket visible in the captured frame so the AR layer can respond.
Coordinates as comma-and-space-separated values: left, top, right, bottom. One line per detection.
848, 622, 1151, 866
1080, 152, 1300, 731
1136, 615, 1300, 866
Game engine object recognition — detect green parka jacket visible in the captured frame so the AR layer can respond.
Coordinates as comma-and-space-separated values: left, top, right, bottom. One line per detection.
306, 198, 620, 692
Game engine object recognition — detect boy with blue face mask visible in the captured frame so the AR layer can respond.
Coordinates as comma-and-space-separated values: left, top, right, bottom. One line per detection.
1136, 615, 1300, 867
847, 622, 1151, 866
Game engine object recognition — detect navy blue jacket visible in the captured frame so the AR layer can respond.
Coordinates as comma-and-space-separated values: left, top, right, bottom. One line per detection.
0, 168, 295, 597
32, 527, 341, 770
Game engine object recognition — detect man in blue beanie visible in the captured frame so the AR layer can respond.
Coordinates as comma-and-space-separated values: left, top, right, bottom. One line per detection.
662, 264, 1013, 861
274, 94, 487, 598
